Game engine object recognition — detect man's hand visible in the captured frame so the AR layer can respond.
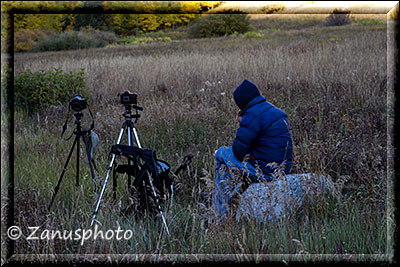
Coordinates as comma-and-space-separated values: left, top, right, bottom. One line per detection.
236, 115, 242, 124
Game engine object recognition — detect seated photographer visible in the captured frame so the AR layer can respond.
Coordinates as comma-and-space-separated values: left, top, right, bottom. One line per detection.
212, 80, 293, 221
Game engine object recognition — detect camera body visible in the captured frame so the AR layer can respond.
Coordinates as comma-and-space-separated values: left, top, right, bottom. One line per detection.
120, 90, 137, 105
70, 95, 87, 112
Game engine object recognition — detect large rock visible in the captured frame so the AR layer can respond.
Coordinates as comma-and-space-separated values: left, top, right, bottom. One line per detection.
236, 173, 336, 222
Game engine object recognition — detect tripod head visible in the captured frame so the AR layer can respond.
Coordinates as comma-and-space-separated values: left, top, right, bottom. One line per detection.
118, 91, 143, 122
123, 103, 143, 121
72, 111, 89, 135
71, 109, 94, 133
73, 111, 84, 122
62, 95, 94, 138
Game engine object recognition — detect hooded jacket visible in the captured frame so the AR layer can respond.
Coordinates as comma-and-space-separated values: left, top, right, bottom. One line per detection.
232, 80, 293, 175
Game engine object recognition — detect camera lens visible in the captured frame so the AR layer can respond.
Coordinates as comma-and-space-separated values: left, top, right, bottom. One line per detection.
70, 95, 87, 112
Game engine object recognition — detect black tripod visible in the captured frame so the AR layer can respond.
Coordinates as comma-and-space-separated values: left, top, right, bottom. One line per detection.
48, 111, 96, 211
90, 103, 171, 237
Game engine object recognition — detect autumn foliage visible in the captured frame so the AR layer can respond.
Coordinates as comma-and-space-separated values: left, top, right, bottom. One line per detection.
2, 1, 223, 51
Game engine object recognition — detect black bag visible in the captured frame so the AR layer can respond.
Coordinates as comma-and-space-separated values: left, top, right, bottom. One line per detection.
111, 144, 173, 213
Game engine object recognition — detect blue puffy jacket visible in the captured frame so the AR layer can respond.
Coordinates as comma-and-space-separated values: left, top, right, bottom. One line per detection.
232, 80, 293, 175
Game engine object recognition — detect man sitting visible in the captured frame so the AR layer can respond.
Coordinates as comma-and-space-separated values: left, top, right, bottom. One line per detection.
212, 79, 293, 220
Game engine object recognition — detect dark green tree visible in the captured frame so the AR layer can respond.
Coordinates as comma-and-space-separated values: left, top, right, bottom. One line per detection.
73, 1, 107, 30
74, 14, 107, 30
189, 14, 251, 38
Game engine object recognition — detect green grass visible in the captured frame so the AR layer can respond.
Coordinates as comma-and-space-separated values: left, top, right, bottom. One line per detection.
115, 36, 172, 45
5, 16, 393, 264
353, 19, 387, 26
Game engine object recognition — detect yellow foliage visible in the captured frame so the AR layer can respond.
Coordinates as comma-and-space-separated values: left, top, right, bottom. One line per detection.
2, 1, 219, 47
14, 29, 51, 52
2, 1, 81, 42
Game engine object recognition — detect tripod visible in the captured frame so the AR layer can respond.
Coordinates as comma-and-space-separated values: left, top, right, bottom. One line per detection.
90, 104, 171, 237
48, 111, 96, 211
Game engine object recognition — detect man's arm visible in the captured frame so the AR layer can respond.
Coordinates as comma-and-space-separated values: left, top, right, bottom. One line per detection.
232, 113, 260, 161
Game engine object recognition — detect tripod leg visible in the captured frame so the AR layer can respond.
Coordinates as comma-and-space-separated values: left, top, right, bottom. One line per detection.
48, 135, 78, 211
92, 159, 98, 172
145, 170, 171, 237
90, 125, 125, 227
127, 125, 132, 192
76, 133, 80, 187
132, 126, 142, 148
113, 165, 117, 200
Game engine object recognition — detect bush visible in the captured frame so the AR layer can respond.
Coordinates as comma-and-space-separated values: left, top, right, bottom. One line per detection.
14, 29, 52, 52
260, 4, 285, 14
29, 31, 109, 52
80, 26, 118, 44
116, 36, 172, 45
243, 31, 264, 38
14, 68, 86, 113
188, 14, 251, 38
141, 29, 186, 40
324, 8, 352, 27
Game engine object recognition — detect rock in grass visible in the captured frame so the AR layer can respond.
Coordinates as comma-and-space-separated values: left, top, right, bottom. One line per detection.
236, 173, 336, 222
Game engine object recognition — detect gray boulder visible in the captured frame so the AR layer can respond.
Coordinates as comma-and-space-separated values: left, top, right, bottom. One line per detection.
236, 173, 336, 222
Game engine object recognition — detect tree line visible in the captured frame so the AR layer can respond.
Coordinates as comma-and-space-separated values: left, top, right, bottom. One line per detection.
1, 1, 222, 37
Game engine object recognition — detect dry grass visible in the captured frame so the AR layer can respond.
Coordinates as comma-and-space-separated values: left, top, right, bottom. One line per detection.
7, 19, 391, 263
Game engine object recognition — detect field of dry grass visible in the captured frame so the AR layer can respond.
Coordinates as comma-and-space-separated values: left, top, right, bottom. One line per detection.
4, 15, 394, 263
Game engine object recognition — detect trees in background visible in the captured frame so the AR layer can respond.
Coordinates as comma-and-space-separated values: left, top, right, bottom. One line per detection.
1, 1, 224, 51
3, 1, 222, 35
188, 14, 251, 38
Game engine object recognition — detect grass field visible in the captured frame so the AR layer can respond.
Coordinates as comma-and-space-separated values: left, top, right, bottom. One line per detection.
3, 14, 395, 263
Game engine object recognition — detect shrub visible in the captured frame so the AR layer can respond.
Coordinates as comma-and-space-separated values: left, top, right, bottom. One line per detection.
14, 29, 52, 52
155, 36, 172, 42
80, 26, 118, 44
324, 8, 352, 27
115, 36, 171, 45
29, 31, 108, 52
141, 29, 186, 40
261, 3, 285, 14
14, 68, 86, 113
243, 31, 264, 38
188, 14, 251, 38
92, 30, 118, 44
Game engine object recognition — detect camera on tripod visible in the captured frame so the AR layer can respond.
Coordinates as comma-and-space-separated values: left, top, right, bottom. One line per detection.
120, 91, 137, 106
49, 92, 193, 237
70, 95, 87, 112
49, 93, 97, 212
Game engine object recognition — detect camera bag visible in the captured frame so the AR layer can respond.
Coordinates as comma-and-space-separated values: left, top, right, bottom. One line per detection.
111, 144, 172, 212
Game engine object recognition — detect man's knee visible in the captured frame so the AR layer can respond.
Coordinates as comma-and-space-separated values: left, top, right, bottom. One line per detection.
215, 146, 233, 161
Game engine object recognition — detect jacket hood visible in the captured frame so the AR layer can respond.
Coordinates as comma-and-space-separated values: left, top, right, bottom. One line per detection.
233, 80, 261, 111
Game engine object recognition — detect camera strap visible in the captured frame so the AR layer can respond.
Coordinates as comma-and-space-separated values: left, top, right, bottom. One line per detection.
87, 104, 95, 131
61, 103, 95, 139
61, 103, 72, 138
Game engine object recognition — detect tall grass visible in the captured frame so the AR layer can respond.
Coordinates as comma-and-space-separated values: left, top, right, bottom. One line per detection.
9, 20, 390, 263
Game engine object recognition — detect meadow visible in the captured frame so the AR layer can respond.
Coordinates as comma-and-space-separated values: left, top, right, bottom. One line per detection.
6, 14, 393, 263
